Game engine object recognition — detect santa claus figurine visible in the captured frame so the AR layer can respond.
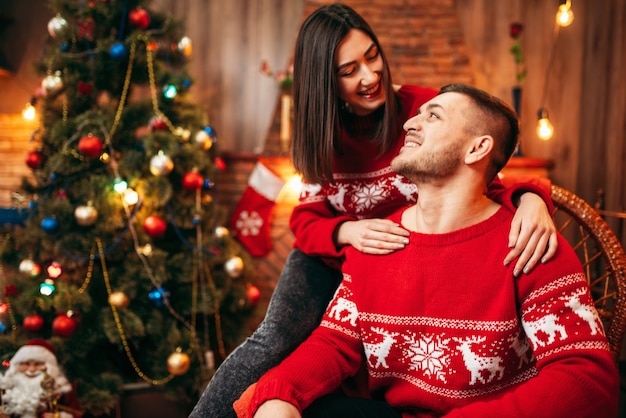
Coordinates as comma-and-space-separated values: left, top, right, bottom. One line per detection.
0, 339, 81, 418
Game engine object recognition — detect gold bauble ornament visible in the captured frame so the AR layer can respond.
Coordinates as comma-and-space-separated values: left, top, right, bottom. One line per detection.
224, 256, 244, 278
108, 291, 130, 308
74, 204, 98, 226
167, 350, 190, 375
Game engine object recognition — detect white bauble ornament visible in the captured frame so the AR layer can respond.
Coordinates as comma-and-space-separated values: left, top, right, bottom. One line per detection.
48, 15, 68, 38
42, 71, 64, 95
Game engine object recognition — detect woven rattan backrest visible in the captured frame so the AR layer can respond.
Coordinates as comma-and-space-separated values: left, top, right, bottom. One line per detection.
551, 184, 626, 361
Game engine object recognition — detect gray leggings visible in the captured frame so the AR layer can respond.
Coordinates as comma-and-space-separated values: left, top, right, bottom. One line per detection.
188, 248, 342, 418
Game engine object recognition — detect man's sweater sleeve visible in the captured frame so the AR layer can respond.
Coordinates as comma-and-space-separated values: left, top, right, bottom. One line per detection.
443, 236, 619, 418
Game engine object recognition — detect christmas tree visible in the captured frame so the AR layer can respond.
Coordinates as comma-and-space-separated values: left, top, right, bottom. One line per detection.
0, 0, 259, 415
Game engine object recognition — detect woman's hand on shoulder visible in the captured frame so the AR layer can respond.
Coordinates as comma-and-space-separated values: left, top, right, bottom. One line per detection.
504, 192, 558, 276
336, 218, 409, 255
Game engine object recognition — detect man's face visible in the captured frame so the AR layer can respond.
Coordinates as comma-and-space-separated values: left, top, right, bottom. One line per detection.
17, 359, 45, 378
391, 92, 472, 183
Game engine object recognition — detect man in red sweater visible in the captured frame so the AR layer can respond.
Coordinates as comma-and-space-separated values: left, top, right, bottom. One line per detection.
235, 84, 620, 418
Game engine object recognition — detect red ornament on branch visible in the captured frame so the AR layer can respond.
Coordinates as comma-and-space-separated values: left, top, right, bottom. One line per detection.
182, 171, 204, 190
129, 8, 150, 30
78, 134, 103, 159
52, 312, 78, 337
246, 284, 261, 306
25, 150, 45, 169
23, 314, 45, 333
143, 215, 167, 237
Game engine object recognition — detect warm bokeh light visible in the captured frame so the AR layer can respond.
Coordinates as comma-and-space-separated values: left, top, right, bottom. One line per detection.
536, 109, 554, 140
556, 1, 574, 27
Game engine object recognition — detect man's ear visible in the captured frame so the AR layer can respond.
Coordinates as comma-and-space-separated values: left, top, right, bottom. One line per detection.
465, 135, 493, 165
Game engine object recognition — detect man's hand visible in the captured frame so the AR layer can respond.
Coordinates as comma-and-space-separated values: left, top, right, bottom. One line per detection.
336, 218, 410, 254
254, 399, 301, 418
504, 192, 558, 276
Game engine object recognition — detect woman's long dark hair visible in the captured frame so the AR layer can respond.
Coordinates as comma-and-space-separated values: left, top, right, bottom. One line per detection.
291, 3, 400, 185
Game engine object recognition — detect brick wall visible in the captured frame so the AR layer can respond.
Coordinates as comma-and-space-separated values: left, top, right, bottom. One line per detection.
0, 114, 36, 208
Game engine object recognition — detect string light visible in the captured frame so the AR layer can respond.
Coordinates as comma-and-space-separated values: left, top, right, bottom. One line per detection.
22, 97, 37, 121
536, 108, 554, 140
113, 178, 128, 193
536, 0, 574, 141
556, 0, 574, 27
123, 188, 139, 205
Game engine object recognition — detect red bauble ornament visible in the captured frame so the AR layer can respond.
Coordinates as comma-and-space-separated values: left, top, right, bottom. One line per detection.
52, 313, 77, 338
143, 215, 167, 238
78, 134, 103, 159
150, 116, 167, 131
246, 285, 261, 306
129, 8, 150, 30
182, 171, 204, 190
25, 150, 45, 169
23, 314, 45, 332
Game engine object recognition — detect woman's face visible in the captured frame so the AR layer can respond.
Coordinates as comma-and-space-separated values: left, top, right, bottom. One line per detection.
334, 29, 386, 116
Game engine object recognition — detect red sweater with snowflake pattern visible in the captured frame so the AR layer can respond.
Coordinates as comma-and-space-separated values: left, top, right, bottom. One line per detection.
289, 85, 552, 264
246, 206, 619, 418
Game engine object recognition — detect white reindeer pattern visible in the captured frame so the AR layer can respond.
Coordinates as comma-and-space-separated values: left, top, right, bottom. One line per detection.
364, 327, 399, 369
454, 336, 505, 385
327, 185, 348, 213
328, 297, 358, 326
522, 313, 568, 348
391, 175, 418, 202
562, 289, 604, 335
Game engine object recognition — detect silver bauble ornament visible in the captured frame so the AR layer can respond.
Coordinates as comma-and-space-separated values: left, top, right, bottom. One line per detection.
74, 204, 98, 226
149, 151, 174, 176
42, 71, 64, 95
224, 256, 244, 278
19, 259, 36, 274
47, 15, 68, 38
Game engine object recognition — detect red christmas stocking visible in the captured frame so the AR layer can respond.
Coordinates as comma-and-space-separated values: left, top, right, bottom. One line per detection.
230, 161, 285, 257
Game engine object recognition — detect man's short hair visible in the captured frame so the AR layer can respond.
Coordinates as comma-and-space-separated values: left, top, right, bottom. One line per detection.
438, 84, 520, 182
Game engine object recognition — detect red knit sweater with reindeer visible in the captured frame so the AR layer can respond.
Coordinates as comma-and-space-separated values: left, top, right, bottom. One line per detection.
246, 206, 619, 418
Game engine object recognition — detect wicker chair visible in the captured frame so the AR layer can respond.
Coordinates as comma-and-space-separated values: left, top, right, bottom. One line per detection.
551, 184, 626, 361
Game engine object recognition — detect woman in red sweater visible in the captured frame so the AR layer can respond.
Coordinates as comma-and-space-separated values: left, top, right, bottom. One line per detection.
188, 5, 558, 418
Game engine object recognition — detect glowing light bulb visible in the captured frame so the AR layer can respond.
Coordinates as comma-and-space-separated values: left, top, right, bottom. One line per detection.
556, 1, 574, 27
124, 188, 139, 205
163, 84, 178, 99
114, 178, 128, 193
39, 279, 56, 296
22, 102, 36, 120
536, 108, 554, 140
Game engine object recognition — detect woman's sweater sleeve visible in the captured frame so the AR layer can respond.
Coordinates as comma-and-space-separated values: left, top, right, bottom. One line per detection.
289, 183, 354, 259
487, 175, 554, 212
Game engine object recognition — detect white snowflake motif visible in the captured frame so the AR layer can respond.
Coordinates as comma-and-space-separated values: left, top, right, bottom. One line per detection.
351, 181, 388, 213
403, 333, 451, 383
235, 210, 263, 236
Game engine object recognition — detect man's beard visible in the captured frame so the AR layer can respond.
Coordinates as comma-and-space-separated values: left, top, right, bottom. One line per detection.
392, 144, 463, 184
1, 371, 46, 417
